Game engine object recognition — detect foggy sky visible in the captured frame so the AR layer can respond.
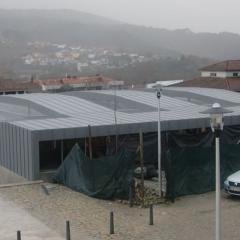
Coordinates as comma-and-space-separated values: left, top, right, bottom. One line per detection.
1, 0, 239, 34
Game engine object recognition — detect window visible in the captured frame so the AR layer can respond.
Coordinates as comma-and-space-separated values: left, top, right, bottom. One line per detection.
233, 72, 239, 77
210, 72, 217, 77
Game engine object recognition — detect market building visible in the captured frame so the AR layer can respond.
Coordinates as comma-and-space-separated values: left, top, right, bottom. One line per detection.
0, 87, 240, 197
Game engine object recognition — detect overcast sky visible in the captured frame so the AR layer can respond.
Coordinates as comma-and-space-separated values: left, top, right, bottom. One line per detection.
1, 0, 239, 34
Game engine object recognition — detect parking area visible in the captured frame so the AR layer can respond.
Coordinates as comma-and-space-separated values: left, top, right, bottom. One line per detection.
0, 183, 240, 240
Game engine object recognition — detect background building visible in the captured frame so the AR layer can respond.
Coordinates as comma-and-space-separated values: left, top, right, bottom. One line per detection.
175, 60, 240, 91
29, 75, 124, 92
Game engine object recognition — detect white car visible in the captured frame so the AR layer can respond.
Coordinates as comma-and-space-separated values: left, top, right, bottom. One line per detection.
224, 170, 240, 196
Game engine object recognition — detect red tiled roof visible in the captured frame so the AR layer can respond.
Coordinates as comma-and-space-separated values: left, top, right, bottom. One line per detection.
0, 79, 38, 91
33, 76, 114, 86
175, 77, 240, 92
200, 60, 240, 72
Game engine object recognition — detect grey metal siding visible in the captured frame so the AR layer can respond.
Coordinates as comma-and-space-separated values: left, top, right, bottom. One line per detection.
32, 133, 39, 180
6, 123, 11, 170
0, 122, 4, 167
27, 130, 33, 180
15, 125, 21, 175
3, 122, 7, 168
0, 123, 35, 180
23, 128, 30, 179
0, 122, 3, 167
20, 128, 26, 178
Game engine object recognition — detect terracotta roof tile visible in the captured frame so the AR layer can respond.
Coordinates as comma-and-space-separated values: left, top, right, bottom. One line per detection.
175, 77, 240, 92
200, 60, 240, 72
0, 77, 42, 91
33, 76, 114, 86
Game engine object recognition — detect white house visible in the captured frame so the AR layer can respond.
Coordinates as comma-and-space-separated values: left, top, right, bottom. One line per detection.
174, 60, 240, 92
200, 60, 240, 78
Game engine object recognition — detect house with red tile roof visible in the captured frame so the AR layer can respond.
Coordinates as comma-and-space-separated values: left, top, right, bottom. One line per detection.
175, 60, 240, 91
30, 75, 124, 92
0, 75, 124, 94
0, 78, 40, 95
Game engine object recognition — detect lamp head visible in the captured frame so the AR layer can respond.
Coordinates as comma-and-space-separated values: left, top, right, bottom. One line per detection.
156, 84, 162, 99
200, 103, 233, 132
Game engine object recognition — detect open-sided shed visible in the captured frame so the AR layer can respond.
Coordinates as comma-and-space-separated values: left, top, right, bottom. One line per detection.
0, 87, 240, 181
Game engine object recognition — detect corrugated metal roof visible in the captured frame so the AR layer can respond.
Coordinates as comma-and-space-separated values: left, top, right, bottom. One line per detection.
0, 87, 238, 134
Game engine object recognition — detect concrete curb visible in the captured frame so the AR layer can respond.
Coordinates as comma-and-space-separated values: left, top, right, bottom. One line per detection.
0, 180, 44, 189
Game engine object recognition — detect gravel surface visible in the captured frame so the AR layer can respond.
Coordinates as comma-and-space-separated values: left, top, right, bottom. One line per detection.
0, 183, 240, 240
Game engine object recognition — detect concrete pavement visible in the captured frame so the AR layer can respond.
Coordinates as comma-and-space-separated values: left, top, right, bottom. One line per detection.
0, 195, 63, 240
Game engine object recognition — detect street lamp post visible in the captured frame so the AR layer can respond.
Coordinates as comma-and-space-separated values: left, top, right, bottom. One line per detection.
200, 103, 232, 240
157, 86, 162, 197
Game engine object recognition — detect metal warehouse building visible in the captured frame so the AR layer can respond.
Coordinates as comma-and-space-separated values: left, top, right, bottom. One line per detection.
0, 87, 240, 180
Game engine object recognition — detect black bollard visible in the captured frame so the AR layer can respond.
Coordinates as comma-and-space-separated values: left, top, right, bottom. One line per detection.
66, 220, 71, 240
149, 204, 154, 225
17, 231, 21, 240
110, 211, 114, 234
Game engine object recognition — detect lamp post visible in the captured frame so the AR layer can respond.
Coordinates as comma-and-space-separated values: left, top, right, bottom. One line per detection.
200, 103, 232, 240
156, 86, 162, 197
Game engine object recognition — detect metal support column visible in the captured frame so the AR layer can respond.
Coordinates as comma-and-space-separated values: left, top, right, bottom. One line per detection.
215, 132, 221, 240
157, 88, 162, 197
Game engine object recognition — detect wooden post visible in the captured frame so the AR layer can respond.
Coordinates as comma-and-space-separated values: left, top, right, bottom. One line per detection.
88, 125, 93, 160
115, 133, 118, 154
129, 179, 135, 207
110, 212, 114, 234
61, 140, 64, 163
139, 129, 144, 199
129, 182, 133, 208
84, 137, 87, 156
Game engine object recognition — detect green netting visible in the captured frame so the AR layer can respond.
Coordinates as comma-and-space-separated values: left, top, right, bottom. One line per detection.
53, 144, 134, 199
166, 144, 240, 199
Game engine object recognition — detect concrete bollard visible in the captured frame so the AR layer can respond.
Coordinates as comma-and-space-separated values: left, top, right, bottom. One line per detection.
66, 220, 71, 240
17, 231, 21, 240
110, 211, 114, 234
149, 204, 154, 225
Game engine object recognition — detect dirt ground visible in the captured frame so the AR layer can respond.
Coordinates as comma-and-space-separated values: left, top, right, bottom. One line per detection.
0, 183, 240, 240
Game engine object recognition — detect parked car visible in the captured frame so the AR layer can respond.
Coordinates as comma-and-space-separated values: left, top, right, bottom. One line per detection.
224, 170, 240, 196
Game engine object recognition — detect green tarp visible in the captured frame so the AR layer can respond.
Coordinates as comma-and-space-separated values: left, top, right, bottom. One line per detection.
166, 144, 240, 199
53, 144, 134, 199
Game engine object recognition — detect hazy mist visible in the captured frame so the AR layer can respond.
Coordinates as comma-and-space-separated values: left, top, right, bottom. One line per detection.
0, 0, 239, 34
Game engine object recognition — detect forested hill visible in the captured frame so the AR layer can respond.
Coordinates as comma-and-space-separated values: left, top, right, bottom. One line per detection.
0, 9, 240, 59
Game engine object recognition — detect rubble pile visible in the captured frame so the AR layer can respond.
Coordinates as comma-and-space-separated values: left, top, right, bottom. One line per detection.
134, 182, 165, 207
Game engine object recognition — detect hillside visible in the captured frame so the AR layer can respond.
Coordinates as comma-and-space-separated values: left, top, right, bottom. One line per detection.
0, 9, 240, 59
97, 55, 213, 85
0, 9, 240, 83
